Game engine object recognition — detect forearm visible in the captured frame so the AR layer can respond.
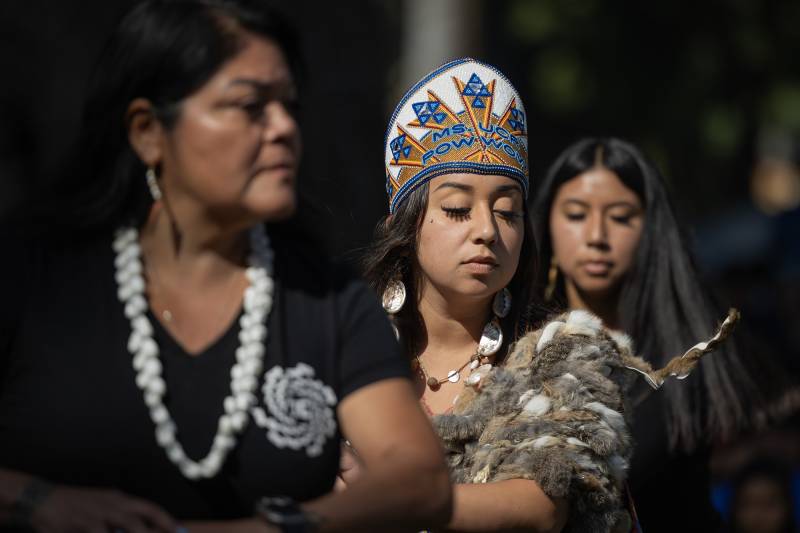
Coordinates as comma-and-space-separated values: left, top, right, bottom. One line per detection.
302, 449, 451, 533
0, 468, 34, 521
208, 460, 449, 533
441, 480, 566, 533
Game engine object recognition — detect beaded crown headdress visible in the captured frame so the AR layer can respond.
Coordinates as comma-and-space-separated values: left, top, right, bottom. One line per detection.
384, 58, 529, 213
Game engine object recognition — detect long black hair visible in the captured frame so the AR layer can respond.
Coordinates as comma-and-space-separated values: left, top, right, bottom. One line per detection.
533, 137, 764, 451
38, 0, 300, 238
362, 182, 539, 361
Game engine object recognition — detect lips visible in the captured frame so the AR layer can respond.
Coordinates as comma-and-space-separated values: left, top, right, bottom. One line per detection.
257, 150, 297, 174
462, 255, 498, 274
463, 255, 498, 266
254, 161, 296, 182
580, 259, 613, 275
260, 161, 295, 172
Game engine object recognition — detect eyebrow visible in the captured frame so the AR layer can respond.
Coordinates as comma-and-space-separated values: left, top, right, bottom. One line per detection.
434, 182, 472, 192
497, 183, 523, 195
561, 198, 641, 209
433, 182, 524, 195
227, 78, 295, 93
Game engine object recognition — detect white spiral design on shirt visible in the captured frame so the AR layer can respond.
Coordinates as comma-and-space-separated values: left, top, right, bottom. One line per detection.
251, 363, 337, 457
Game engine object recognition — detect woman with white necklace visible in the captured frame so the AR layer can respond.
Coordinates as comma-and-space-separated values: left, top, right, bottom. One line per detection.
0, 1, 450, 531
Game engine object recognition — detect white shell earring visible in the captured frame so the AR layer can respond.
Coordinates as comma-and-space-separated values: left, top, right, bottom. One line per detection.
477, 317, 503, 356
381, 279, 406, 314
492, 287, 512, 318
146, 167, 162, 201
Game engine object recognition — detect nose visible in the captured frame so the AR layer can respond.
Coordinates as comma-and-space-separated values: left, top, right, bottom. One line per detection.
471, 204, 498, 245
262, 101, 299, 144
585, 211, 609, 250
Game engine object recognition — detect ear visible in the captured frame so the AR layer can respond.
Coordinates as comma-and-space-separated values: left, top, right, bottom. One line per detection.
126, 98, 165, 168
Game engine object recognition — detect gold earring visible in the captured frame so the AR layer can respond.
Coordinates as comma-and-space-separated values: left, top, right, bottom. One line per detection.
544, 257, 558, 302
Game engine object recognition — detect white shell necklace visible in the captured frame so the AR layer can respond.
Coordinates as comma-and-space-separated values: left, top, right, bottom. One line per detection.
395, 287, 511, 391
112, 224, 274, 480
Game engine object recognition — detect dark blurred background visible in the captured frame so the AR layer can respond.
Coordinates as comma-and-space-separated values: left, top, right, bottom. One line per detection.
1, 0, 799, 529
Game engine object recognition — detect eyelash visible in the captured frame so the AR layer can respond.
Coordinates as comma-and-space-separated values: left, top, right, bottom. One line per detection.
442, 207, 470, 220
564, 213, 634, 224
441, 206, 522, 221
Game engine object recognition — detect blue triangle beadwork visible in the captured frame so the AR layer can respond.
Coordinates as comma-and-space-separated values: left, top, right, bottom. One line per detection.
390, 134, 407, 163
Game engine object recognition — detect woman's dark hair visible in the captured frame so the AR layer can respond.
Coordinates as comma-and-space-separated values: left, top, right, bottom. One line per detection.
532, 137, 765, 451
362, 181, 539, 360
47, 0, 300, 236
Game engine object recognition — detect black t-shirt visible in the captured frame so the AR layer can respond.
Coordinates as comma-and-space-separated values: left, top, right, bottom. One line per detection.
0, 227, 409, 519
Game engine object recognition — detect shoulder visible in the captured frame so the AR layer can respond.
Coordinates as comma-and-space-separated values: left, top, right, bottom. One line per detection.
268, 221, 360, 296
0, 228, 109, 288
0, 229, 111, 352
268, 222, 384, 333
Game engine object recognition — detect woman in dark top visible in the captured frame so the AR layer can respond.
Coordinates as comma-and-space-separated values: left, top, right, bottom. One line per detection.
531, 137, 782, 532
0, 1, 451, 531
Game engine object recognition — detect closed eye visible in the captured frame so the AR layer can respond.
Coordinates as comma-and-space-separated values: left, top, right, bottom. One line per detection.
442, 206, 471, 220
494, 209, 523, 221
610, 213, 640, 225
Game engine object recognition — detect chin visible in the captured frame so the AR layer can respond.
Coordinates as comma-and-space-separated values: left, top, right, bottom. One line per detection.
576, 279, 618, 298
249, 191, 297, 222
452, 278, 501, 299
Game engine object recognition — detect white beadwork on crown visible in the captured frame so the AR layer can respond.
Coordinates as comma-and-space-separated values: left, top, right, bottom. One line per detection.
113, 225, 274, 480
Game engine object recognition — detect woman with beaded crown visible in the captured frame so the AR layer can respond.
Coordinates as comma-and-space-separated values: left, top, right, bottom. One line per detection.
0, 0, 453, 531
355, 58, 612, 533
357, 58, 739, 532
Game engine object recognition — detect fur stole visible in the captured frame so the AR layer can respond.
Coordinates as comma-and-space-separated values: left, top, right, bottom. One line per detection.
431, 309, 738, 533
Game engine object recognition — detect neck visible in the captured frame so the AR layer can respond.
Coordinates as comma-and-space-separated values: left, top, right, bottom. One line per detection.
417, 284, 492, 358
564, 280, 621, 330
139, 201, 249, 285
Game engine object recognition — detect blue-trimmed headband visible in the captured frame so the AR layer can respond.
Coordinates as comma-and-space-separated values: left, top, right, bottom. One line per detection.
384, 58, 529, 214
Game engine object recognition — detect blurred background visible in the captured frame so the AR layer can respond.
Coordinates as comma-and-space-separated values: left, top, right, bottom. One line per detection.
1, 0, 799, 530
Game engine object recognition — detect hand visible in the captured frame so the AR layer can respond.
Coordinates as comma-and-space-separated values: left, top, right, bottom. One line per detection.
333, 442, 363, 492
30, 485, 177, 533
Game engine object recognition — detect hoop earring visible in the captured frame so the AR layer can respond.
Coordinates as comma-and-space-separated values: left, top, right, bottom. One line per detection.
544, 257, 559, 302
145, 167, 162, 201
381, 279, 406, 315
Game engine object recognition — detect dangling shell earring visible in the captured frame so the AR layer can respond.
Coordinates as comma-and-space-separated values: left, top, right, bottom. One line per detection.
492, 287, 512, 318
382, 279, 406, 340
381, 279, 406, 314
146, 167, 162, 201
475, 288, 511, 359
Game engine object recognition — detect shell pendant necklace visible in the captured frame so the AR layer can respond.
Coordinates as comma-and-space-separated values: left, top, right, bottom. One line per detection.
414, 316, 503, 391
383, 284, 511, 392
